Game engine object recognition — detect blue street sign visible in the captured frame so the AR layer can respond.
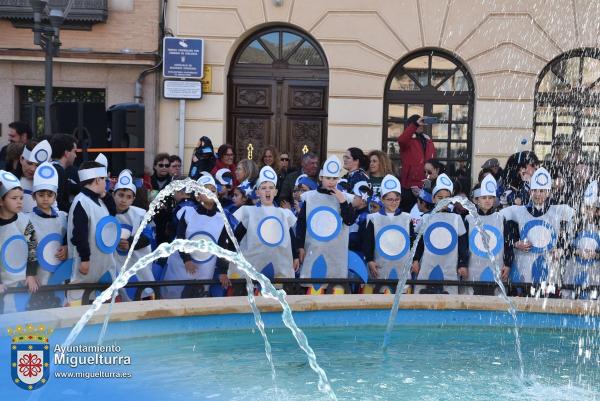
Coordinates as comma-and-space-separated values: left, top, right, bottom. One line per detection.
163, 37, 204, 79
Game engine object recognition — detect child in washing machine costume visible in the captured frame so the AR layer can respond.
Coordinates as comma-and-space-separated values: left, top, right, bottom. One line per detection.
501, 167, 575, 293
19, 139, 52, 213
412, 173, 469, 295
227, 166, 299, 285
362, 174, 415, 291
162, 174, 230, 299
67, 160, 120, 306
297, 155, 356, 294
0, 170, 39, 313
29, 162, 68, 299
561, 180, 600, 299
113, 169, 156, 300
464, 174, 513, 295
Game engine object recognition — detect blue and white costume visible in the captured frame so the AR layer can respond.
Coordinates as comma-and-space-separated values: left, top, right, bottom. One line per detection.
113, 169, 155, 299
363, 175, 413, 280
298, 156, 355, 284
67, 163, 120, 303
29, 162, 68, 286
501, 168, 575, 285
414, 174, 468, 295
0, 170, 33, 313
228, 166, 298, 280
562, 180, 599, 298
162, 174, 225, 299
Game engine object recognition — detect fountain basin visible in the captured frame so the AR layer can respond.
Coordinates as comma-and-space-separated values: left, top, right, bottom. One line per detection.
1, 295, 599, 400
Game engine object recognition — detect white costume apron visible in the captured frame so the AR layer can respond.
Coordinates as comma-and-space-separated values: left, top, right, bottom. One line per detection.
0, 213, 30, 313
368, 212, 412, 280
20, 177, 35, 213
466, 213, 505, 287
67, 193, 120, 302
29, 210, 68, 285
115, 206, 155, 299
162, 206, 224, 299
501, 205, 574, 284
563, 227, 600, 290
228, 205, 297, 280
300, 190, 353, 283
417, 212, 466, 295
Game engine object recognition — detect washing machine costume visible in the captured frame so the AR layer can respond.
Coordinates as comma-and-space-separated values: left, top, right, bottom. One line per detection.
501, 167, 575, 288
413, 174, 469, 295
162, 174, 229, 299
20, 139, 53, 213
29, 162, 68, 288
464, 174, 514, 295
67, 160, 120, 305
227, 166, 299, 282
113, 169, 156, 300
561, 180, 600, 299
297, 155, 356, 293
362, 175, 415, 288
0, 170, 38, 313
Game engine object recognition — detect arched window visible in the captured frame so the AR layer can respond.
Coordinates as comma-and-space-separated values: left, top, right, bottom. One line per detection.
383, 49, 474, 188
228, 27, 328, 166
533, 48, 600, 160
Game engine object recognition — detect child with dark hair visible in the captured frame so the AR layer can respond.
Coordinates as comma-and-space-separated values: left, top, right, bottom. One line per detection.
0, 170, 39, 312
66, 160, 118, 306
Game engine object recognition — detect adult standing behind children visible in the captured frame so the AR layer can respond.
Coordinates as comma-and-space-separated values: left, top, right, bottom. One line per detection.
397, 115, 436, 213
50, 134, 79, 213
279, 152, 319, 204
211, 144, 238, 187
0, 121, 32, 170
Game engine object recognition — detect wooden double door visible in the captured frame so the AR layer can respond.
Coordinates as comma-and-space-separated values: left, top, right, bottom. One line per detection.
228, 78, 328, 166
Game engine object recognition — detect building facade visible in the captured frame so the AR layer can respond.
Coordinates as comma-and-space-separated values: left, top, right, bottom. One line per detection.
159, 0, 600, 182
0, 0, 160, 170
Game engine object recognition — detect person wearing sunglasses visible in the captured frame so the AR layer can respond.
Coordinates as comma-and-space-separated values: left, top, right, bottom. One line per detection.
151, 153, 172, 192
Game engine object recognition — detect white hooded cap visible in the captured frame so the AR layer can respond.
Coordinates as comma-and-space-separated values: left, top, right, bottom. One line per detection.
197, 173, 217, 189
380, 174, 401, 197
530, 167, 551, 190
256, 166, 278, 187
22, 140, 52, 164
320, 155, 342, 178
474, 174, 497, 198
0, 170, 22, 197
95, 153, 108, 168
432, 173, 454, 196
33, 162, 58, 193
114, 169, 137, 194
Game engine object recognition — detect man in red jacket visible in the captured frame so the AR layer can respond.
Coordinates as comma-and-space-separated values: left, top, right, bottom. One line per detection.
397, 114, 436, 212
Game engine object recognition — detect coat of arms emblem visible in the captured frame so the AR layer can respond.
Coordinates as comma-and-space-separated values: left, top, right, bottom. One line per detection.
9, 324, 53, 390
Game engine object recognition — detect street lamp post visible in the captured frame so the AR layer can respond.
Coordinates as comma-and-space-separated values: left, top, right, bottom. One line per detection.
30, 0, 64, 137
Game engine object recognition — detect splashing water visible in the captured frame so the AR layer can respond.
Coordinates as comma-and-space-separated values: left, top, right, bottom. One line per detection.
382, 196, 525, 379
61, 238, 338, 400
92, 178, 311, 395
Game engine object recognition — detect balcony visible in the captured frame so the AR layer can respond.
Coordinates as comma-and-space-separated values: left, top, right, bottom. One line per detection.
0, 0, 108, 30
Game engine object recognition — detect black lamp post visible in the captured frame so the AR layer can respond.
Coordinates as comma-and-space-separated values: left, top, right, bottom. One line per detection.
30, 0, 64, 137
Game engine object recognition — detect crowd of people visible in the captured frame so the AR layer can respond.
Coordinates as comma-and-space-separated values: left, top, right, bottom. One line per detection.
0, 116, 598, 313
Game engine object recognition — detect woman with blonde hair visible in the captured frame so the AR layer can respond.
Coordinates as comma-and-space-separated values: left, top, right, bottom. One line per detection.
259, 145, 280, 173
368, 150, 394, 197
235, 158, 259, 187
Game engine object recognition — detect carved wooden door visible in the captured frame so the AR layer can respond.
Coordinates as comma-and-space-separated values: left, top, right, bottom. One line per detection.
227, 27, 329, 166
